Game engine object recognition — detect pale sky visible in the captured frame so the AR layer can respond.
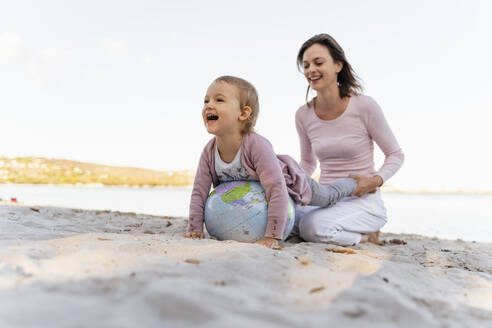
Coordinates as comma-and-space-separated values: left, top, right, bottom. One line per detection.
1, 0, 491, 190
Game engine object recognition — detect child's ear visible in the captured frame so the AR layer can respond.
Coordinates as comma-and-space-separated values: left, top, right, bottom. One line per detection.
239, 106, 252, 122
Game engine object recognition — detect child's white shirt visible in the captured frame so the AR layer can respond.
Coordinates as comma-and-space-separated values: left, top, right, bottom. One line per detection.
214, 145, 254, 182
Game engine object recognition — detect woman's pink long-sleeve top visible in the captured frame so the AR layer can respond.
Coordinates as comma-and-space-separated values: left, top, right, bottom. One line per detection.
296, 94, 404, 185
188, 132, 312, 240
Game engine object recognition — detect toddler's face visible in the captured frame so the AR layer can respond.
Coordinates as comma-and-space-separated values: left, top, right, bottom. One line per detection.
202, 82, 243, 136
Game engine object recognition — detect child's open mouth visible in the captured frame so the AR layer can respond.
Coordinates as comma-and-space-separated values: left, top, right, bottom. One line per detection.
205, 113, 219, 129
207, 114, 219, 121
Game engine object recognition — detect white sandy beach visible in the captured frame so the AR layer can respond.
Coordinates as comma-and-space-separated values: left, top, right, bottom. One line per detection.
1, 204, 491, 328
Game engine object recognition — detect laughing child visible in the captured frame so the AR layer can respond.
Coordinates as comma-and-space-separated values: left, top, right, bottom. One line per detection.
185, 76, 356, 248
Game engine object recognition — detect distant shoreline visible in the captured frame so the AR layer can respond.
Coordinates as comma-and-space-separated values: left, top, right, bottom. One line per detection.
0, 157, 194, 187
380, 187, 492, 195
3, 157, 490, 195
0, 182, 192, 190
1, 182, 490, 195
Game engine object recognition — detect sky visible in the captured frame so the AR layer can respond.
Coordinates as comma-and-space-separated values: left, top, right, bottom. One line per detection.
0, 0, 491, 191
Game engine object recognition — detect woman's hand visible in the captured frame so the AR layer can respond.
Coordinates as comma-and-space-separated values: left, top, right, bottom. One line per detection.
256, 237, 280, 249
184, 230, 206, 239
348, 174, 383, 197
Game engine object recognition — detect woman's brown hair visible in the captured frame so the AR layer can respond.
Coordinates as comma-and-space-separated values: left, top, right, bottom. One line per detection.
297, 34, 363, 101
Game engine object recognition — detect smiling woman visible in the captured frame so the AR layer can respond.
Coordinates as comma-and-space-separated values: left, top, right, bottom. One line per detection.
297, 34, 362, 103
293, 33, 405, 246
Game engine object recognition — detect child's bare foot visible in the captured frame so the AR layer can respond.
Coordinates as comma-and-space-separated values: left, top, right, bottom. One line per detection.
360, 231, 383, 245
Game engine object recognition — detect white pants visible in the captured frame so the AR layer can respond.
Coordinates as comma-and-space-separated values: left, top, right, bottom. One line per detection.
292, 190, 387, 246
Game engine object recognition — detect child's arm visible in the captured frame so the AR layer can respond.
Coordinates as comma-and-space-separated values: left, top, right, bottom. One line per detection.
248, 135, 290, 246
186, 144, 214, 238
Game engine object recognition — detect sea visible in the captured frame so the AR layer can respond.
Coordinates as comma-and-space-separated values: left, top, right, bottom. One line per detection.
1, 184, 490, 243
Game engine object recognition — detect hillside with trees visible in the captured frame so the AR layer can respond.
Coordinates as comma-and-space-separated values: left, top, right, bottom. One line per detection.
0, 157, 194, 187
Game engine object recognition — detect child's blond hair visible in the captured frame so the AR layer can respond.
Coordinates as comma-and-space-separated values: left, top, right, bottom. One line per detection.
214, 75, 259, 134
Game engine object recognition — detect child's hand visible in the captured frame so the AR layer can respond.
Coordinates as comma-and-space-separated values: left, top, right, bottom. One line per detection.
256, 237, 280, 249
184, 231, 206, 239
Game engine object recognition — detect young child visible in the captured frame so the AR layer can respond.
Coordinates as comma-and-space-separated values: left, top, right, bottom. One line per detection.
185, 76, 356, 248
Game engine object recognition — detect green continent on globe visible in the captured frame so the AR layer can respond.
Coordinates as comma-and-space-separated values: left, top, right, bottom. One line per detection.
221, 182, 251, 203
250, 191, 265, 204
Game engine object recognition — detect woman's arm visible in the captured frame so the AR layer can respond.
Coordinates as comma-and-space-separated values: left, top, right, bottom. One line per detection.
295, 108, 317, 175
365, 97, 405, 183
351, 96, 404, 197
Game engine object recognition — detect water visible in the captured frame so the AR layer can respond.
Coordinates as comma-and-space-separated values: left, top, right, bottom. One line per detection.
382, 193, 491, 243
1, 184, 490, 243
0, 185, 191, 217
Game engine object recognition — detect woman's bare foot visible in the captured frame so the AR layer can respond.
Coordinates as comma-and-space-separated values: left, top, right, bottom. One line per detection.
360, 231, 383, 245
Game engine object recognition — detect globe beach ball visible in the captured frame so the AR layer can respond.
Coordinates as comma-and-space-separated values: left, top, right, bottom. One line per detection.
204, 181, 295, 243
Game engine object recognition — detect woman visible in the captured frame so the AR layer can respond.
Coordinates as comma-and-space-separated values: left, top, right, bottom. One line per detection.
294, 34, 404, 246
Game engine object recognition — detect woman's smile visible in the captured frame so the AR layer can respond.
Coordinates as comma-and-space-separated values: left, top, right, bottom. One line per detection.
308, 75, 323, 84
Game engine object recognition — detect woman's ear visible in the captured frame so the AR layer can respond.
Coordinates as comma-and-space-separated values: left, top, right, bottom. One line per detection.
336, 61, 343, 74
239, 106, 252, 122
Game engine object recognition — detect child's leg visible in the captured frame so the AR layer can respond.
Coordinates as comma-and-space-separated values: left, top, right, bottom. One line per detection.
307, 175, 357, 207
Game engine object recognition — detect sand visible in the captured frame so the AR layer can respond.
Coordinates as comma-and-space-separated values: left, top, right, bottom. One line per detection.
1, 204, 491, 328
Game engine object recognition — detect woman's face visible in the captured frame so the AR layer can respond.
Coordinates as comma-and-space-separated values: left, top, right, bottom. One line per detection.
302, 43, 342, 92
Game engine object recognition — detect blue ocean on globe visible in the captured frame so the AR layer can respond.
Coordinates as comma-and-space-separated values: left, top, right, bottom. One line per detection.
204, 181, 295, 243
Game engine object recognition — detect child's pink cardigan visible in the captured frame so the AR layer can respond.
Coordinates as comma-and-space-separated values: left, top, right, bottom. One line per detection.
188, 132, 312, 239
